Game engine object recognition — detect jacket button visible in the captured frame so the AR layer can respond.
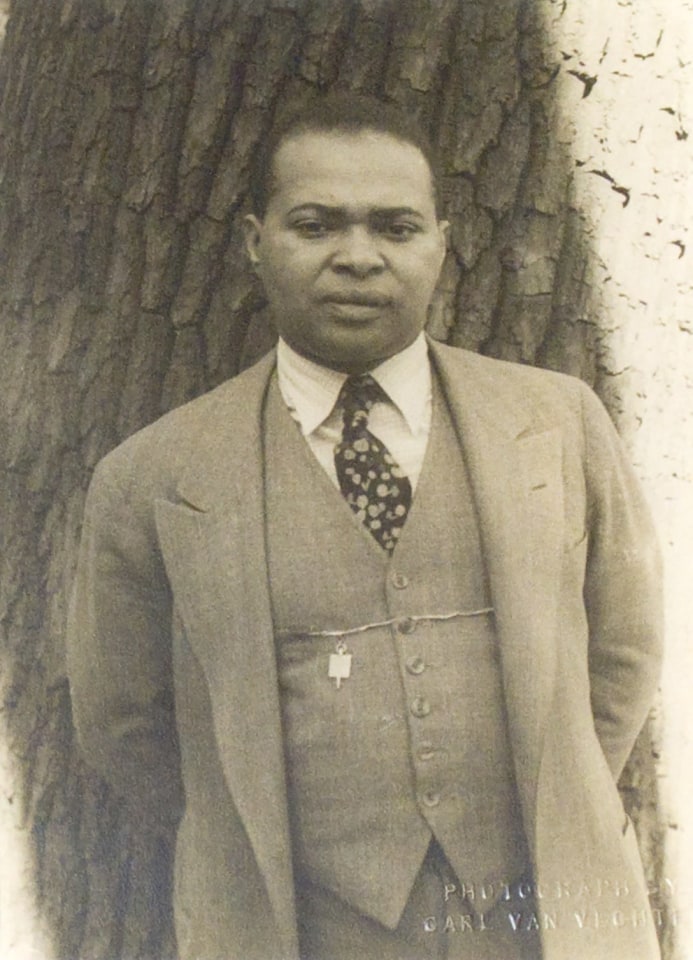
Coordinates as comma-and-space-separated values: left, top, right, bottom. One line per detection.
411, 696, 431, 718
396, 617, 416, 635
391, 572, 409, 589
421, 790, 441, 808
406, 656, 425, 675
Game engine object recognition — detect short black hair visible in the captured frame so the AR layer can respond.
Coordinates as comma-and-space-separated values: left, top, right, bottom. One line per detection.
249, 92, 443, 218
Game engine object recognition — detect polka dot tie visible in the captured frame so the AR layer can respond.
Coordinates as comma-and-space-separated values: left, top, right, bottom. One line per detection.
334, 374, 412, 552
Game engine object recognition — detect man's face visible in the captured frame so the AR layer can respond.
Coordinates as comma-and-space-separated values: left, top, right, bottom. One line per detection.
244, 130, 448, 373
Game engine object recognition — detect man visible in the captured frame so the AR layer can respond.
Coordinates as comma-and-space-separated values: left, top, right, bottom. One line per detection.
67, 95, 663, 960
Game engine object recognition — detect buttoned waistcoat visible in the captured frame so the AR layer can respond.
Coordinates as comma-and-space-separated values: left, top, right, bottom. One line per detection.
67, 340, 664, 960
265, 374, 528, 928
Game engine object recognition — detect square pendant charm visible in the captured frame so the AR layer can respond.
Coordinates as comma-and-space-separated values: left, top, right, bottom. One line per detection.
328, 648, 352, 689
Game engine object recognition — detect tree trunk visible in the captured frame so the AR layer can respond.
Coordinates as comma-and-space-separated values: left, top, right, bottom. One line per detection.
0, 0, 667, 956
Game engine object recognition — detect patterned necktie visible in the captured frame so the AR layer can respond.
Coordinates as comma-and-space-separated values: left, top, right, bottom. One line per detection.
334, 374, 412, 552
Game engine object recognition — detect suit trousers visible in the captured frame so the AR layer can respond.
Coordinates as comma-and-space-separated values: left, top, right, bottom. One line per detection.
295, 841, 542, 960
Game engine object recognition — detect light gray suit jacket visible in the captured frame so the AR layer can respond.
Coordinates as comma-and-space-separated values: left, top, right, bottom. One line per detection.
67, 341, 664, 960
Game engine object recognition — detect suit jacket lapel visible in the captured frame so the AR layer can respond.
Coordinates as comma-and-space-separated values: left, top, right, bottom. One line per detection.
430, 341, 562, 847
154, 351, 298, 958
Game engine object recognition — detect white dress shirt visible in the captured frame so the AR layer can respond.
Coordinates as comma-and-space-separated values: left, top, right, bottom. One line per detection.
276, 334, 432, 491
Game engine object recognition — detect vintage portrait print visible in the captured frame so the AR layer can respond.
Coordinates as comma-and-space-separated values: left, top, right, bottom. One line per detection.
0, 2, 691, 959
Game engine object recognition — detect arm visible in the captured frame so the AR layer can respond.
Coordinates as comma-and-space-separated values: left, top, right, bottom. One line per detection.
578, 381, 664, 779
67, 451, 184, 838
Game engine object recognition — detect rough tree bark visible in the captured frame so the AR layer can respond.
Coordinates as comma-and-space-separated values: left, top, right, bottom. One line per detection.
0, 0, 667, 957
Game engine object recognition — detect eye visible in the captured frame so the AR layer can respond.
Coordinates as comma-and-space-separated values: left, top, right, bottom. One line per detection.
292, 219, 329, 238
381, 221, 420, 241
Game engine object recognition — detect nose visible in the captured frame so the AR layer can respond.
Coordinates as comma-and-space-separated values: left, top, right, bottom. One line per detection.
331, 226, 385, 277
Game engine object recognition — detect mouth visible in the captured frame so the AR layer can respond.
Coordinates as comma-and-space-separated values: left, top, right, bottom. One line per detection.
321, 292, 391, 308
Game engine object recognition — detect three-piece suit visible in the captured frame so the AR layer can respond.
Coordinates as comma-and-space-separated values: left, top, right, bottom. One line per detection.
67, 339, 663, 960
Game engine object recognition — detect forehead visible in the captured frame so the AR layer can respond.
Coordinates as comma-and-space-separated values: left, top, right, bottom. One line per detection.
268, 130, 437, 213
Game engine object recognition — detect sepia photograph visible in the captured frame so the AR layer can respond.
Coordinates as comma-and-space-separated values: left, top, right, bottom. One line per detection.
0, 1, 691, 959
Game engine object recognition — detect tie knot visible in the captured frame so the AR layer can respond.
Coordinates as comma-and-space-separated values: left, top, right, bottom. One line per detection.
338, 374, 385, 429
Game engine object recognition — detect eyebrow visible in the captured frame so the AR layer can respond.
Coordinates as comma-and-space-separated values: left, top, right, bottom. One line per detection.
287, 203, 426, 219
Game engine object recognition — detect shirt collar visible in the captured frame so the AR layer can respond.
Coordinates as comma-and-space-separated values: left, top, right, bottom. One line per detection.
277, 333, 431, 437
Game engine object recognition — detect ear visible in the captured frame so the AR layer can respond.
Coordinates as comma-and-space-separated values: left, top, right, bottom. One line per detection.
436, 219, 450, 269
242, 214, 263, 266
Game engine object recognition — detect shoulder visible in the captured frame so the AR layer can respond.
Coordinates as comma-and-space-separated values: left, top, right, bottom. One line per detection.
91, 350, 276, 499
431, 339, 583, 389
429, 340, 594, 426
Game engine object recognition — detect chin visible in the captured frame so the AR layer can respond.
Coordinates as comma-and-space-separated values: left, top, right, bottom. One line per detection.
293, 327, 414, 373
320, 349, 394, 375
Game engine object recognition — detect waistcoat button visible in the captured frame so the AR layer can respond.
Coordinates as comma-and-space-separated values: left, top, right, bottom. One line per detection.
396, 617, 416, 635
391, 572, 409, 589
421, 790, 441, 808
406, 656, 425, 675
411, 696, 431, 718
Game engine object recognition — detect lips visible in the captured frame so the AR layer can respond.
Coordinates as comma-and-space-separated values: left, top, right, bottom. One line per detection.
321, 292, 391, 307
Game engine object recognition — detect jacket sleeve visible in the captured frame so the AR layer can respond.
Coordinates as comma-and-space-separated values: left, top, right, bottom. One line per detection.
578, 380, 664, 780
66, 451, 184, 838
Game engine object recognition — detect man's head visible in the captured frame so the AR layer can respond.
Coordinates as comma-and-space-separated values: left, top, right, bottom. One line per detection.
243, 94, 449, 374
